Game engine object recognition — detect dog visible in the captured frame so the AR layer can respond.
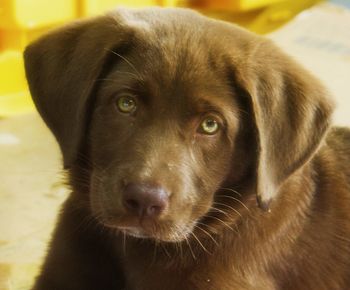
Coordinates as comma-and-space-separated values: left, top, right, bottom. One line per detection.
24, 7, 350, 290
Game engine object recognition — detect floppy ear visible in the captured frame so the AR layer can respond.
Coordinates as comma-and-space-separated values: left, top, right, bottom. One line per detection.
234, 39, 334, 211
24, 14, 133, 168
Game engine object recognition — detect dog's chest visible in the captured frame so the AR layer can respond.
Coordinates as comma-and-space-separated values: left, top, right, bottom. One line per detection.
123, 264, 224, 290
121, 254, 273, 290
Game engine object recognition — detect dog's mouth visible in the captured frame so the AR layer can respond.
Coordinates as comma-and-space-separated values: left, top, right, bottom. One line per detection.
117, 226, 150, 239
100, 216, 196, 242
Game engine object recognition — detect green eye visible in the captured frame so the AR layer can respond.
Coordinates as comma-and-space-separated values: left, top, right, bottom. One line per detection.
200, 117, 220, 135
117, 96, 136, 113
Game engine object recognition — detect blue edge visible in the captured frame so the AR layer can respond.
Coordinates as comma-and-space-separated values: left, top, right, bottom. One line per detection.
330, 0, 350, 8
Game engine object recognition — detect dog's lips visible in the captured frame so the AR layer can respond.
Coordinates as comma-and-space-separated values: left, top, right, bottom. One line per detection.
102, 217, 194, 241
117, 226, 150, 239
101, 217, 162, 239
117, 224, 172, 240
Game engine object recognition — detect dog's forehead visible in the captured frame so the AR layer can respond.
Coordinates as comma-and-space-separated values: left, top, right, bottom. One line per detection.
107, 11, 230, 88
101, 8, 258, 111
109, 8, 259, 86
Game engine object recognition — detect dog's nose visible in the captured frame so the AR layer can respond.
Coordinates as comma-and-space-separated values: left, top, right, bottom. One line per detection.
122, 183, 169, 218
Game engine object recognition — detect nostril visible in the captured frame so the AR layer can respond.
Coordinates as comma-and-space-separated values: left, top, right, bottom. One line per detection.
124, 198, 140, 211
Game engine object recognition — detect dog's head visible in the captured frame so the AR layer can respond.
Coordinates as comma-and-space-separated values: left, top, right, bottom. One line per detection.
24, 8, 333, 242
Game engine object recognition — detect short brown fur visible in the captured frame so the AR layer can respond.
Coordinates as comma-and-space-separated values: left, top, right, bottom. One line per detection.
24, 8, 350, 290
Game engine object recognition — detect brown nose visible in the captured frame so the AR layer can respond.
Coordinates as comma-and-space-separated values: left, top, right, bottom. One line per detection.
122, 183, 169, 218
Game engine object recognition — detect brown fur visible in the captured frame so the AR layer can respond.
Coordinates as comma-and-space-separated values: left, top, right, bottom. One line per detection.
24, 8, 350, 290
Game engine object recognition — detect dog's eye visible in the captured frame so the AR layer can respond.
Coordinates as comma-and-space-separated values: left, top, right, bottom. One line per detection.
116, 96, 137, 113
199, 117, 220, 135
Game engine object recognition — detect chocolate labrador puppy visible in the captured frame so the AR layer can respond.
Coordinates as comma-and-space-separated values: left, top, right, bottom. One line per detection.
24, 7, 350, 290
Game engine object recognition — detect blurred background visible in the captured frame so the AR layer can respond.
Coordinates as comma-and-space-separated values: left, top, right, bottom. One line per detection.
0, 0, 349, 289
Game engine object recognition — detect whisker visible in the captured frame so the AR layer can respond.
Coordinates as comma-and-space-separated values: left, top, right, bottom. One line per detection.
152, 240, 158, 265
105, 49, 144, 81
191, 232, 211, 255
219, 187, 242, 197
207, 205, 231, 218
207, 215, 238, 234
160, 243, 171, 259
195, 203, 234, 220
213, 202, 242, 218
179, 240, 184, 262
123, 230, 127, 255
195, 221, 218, 235
216, 194, 250, 212
194, 224, 219, 246
185, 237, 196, 260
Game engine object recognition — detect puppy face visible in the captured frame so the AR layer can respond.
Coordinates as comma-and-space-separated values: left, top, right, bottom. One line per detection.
88, 42, 247, 241
24, 8, 333, 242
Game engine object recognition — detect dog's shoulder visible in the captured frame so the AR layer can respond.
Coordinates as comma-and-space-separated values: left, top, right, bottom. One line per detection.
326, 127, 350, 158
327, 126, 350, 145
321, 125, 350, 186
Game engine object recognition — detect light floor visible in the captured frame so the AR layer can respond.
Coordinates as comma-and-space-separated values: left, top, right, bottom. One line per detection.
0, 113, 68, 290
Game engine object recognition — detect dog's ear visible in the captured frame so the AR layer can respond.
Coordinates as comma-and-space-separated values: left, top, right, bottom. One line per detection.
233, 39, 334, 211
24, 14, 133, 168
